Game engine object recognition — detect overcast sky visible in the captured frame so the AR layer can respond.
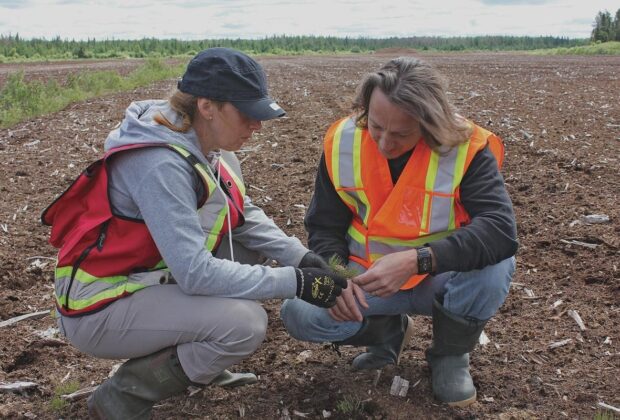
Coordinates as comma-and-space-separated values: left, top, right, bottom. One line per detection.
1, 0, 618, 40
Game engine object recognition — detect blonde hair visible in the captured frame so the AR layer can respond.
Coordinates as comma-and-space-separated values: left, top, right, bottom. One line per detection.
353, 57, 469, 150
154, 90, 223, 133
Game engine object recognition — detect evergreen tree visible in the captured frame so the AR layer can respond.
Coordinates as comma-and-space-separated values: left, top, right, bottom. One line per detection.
614, 9, 620, 41
591, 10, 613, 42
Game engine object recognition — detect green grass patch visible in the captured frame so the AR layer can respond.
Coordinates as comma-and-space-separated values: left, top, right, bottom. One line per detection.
0, 58, 184, 128
334, 394, 380, 418
594, 409, 618, 420
335, 394, 366, 417
49, 380, 81, 412
529, 41, 620, 55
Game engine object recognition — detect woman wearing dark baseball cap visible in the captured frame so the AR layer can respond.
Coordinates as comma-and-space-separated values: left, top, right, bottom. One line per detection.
43, 48, 346, 418
178, 47, 285, 121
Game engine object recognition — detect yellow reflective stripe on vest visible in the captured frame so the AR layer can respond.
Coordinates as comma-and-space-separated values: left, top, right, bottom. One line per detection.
345, 223, 367, 258
368, 233, 452, 263
153, 260, 167, 270
204, 205, 228, 251
169, 144, 232, 252
55, 282, 147, 311
199, 174, 226, 252
219, 158, 246, 196
368, 230, 453, 260
56, 266, 127, 284
331, 119, 361, 215
450, 143, 469, 228
169, 144, 217, 194
424, 142, 469, 235
333, 118, 372, 225
421, 151, 439, 234
351, 125, 371, 225
56, 259, 167, 310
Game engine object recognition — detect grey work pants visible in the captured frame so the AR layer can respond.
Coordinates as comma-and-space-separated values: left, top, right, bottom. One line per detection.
57, 239, 268, 384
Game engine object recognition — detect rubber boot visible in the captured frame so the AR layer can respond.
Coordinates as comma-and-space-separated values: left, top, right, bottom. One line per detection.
87, 347, 194, 420
337, 314, 415, 370
211, 370, 257, 388
425, 300, 487, 407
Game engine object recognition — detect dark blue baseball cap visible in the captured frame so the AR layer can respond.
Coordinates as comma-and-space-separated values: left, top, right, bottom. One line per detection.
177, 48, 285, 121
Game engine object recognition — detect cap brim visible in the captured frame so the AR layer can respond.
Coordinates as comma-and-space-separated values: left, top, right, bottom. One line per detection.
231, 98, 286, 121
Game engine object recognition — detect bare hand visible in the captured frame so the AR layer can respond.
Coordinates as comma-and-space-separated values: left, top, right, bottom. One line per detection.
352, 250, 418, 298
328, 279, 369, 322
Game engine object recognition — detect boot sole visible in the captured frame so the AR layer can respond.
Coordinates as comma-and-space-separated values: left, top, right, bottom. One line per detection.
396, 315, 416, 366
447, 392, 477, 408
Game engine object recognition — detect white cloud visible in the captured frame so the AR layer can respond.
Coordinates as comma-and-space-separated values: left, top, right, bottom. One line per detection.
0, 0, 33, 8
479, 0, 553, 5
0, 0, 618, 40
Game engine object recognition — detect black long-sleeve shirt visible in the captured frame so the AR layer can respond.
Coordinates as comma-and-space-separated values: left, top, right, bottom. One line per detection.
304, 145, 518, 274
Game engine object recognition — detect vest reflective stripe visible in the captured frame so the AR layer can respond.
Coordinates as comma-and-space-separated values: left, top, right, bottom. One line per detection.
54, 266, 129, 311
166, 147, 246, 253
424, 143, 470, 235
43, 143, 246, 316
201, 200, 228, 251
325, 117, 501, 290
331, 119, 371, 224
368, 230, 453, 257
345, 222, 367, 260
162, 145, 241, 252
168, 144, 217, 193
56, 265, 127, 284
346, 223, 452, 268
220, 158, 246, 197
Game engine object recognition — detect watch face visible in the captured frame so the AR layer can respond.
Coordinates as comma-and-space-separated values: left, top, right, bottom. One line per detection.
417, 247, 432, 274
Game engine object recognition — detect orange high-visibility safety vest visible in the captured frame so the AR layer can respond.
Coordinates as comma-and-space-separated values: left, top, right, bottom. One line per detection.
324, 117, 504, 290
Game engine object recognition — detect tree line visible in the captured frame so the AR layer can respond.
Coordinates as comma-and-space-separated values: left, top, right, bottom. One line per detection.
591, 9, 620, 42
0, 35, 587, 61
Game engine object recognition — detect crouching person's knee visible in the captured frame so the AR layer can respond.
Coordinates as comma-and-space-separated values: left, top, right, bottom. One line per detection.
280, 298, 336, 342
280, 298, 305, 340
482, 256, 516, 308
230, 300, 268, 355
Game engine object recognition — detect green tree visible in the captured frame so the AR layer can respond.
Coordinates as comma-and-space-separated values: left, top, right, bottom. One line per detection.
614, 9, 620, 41
591, 10, 614, 42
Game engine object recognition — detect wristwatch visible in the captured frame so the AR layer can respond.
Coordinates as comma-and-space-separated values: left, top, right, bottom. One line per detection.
415, 246, 433, 274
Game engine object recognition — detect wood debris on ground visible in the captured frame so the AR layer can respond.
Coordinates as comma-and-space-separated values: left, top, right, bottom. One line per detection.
390, 376, 409, 397
0, 310, 49, 328
559, 239, 599, 249
61, 385, 98, 401
579, 214, 610, 224
479, 330, 490, 346
597, 401, 620, 414
567, 309, 586, 331
548, 339, 572, 349
0, 382, 38, 393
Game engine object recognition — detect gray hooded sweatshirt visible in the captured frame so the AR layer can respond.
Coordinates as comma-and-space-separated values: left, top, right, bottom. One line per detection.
104, 100, 307, 299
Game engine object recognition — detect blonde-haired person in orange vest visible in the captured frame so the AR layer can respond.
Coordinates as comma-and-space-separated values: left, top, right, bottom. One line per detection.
281, 57, 517, 407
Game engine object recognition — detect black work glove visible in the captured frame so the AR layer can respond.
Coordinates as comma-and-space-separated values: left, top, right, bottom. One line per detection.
295, 267, 347, 308
298, 251, 330, 270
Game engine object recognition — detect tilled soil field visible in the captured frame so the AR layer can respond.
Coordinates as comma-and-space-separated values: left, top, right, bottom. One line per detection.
0, 53, 619, 419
